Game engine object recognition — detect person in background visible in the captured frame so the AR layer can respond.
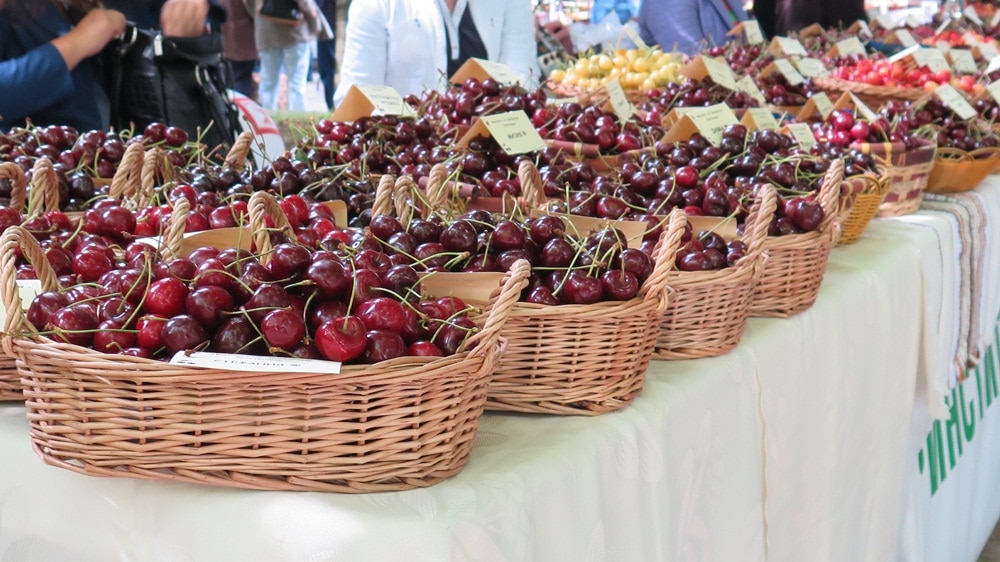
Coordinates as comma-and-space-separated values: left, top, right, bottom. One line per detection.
0, 0, 222, 132
220, 0, 258, 99
590, 0, 639, 25
315, 0, 336, 110
637, 0, 748, 55
248, 0, 331, 111
334, 0, 538, 107
775, 0, 866, 35
752, 0, 777, 39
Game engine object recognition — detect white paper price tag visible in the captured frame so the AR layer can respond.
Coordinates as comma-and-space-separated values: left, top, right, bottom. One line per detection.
736, 76, 766, 104
895, 29, 917, 47
0, 279, 42, 326
795, 57, 829, 78
774, 36, 808, 57
964, 6, 984, 25
992, 10, 1000, 27
170, 351, 344, 374
978, 42, 999, 60
934, 84, 977, 120
783, 122, 816, 151
742, 20, 765, 44
988, 54, 1000, 74
836, 37, 867, 57
481, 111, 547, 154
987, 80, 1000, 105
949, 49, 978, 74
605, 79, 635, 123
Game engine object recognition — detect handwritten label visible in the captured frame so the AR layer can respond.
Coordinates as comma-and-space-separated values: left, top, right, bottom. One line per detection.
743, 107, 779, 130
623, 24, 648, 49
736, 75, 767, 104
663, 104, 739, 147
356, 84, 414, 116
605, 79, 635, 123
741, 20, 765, 44
986, 80, 1000, 105
481, 111, 547, 154
935, 84, 977, 120
913, 48, 952, 73
472, 58, 523, 85
894, 29, 917, 47
836, 37, 867, 57
772, 58, 805, 86
772, 36, 808, 57
964, 6, 984, 25
949, 49, 978, 73
795, 57, 829, 78
782, 122, 816, 151
846, 92, 878, 121
703, 57, 738, 90
169, 351, 343, 374
812, 92, 834, 118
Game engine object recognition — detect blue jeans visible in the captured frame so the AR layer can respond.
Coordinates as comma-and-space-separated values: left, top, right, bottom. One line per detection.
258, 42, 312, 111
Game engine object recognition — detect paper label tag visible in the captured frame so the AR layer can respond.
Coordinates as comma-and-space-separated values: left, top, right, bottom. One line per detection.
736, 75, 767, 104
799, 23, 825, 37
934, 19, 951, 36
836, 37, 867, 57
356, 84, 414, 116
547, 96, 580, 106
935, 84, 977, 120
742, 107, 779, 130
936, 41, 952, 53
703, 57, 738, 90
987, 54, 1000, 74
169, 351, 343, 374
906, 14, 925, 28
661, 104, 739, 146
913, 48, 952, 73
811, 92, 834, 118
992, 10, 1000, 27
875, 14, 896, 29
851, 20, 873, 39
622, 24, 648, 49
782, 122, 816, 151
480, 111, 547, 154
964, 6, 984, 25
986, 80, 1000, 105
963, 32, 981, 46
949, 49, 978, 73
835, 92, 878, 121
771, 36, 808, 57
450, 58, 522, 86
794, 57, 829, 78
731, 20, 765, 44
894, 29, 917, 47
0, 279, 42, 327
605, 79, 636, 122
976, 42, 999, 61
772, 58, 805, 86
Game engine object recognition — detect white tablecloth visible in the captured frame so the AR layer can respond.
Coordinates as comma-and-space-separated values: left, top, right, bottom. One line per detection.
1, 180, 999, 561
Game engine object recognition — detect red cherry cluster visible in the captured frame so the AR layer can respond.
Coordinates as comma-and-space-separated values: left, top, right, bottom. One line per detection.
757, 73, 813, 107
531, 102, 654, 154
304, 115, 444, 179
675, 228, 748, 271
882, 98, 1000, 151
408, 78, 547, 133
26, 238, 483, 364
638, 78, 761, 117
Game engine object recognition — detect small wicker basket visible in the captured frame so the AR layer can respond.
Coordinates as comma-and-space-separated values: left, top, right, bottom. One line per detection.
836, 169, 890, 246
484, 209, 685, 415
653, 184, 778, 360
925, 147, 1000, 194
812, 76, 927, 110
750, 159, 844, 317
867, 142, 937, 217
1, 225, 529, 493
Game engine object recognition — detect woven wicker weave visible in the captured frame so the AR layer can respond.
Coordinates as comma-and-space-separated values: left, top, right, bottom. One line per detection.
837, 171, 889, 246
876, 143, 937, 217
750, 159, 844, 318
1, 226, 529, 492
653, 184, 778, 360
0, 162, 28, 401
422, 160, 543, 217
925, 147, 1000, 194
485, 209, 685, 415
813, 76, 927, 109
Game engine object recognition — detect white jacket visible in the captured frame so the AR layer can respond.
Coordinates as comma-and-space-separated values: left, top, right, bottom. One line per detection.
334, 0, 539, 107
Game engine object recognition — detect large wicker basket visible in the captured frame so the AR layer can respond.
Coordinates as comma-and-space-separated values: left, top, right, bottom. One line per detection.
836, 169, 890, 246
813, 76, 927, 110
925, 147, 1000, 194
653, 185, 778, 360
1, 225, 529, 493
866, 142, 937, 217
484, 209, 685, 415
750, 159, 844, 317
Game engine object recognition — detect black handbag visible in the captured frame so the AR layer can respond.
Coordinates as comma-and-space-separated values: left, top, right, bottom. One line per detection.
108, 25, 240, 153
258, 0, 302, 24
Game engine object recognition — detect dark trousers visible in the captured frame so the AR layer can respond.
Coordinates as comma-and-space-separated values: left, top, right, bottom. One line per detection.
316, 39, 337, 110
228, 59, 259, 100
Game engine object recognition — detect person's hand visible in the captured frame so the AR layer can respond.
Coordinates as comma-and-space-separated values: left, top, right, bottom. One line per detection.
160, 0, 210, 37
51, 8, 126, 70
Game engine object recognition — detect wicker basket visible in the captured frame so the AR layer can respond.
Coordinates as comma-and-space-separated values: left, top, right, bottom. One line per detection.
866, 142, 937, 217
1, 226, 529, 493
836, 170, 890, 246
750, 159, 844, 317
422, 160, 543, 217
0, 162, 29, 401
925, 147, 1000, 194
813, 76, 927, 110
653, 184, 778, 360
545, 80, 650, 106
484, 209, 685, 415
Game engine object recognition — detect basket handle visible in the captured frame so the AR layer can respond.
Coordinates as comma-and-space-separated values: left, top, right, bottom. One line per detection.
640, 207, 686, 311
393, 175, 431, 229
423, 164, 451, 209
818, 158, 844, 234
968, 146, 1000, 161
0, 162, 27, 215
370, 174, 398, 218
742, 183, 778, 264
159, 196, 191, 261
138, 147, 165, 210
248, 190, 296, 265
516, 158, 543, 209
224, 131, 255, 171
0, 225, 59, 354
461, 259, 530, 359
934, 147, 972, 161
108, 141, 145, 204
26, 158, 60, 216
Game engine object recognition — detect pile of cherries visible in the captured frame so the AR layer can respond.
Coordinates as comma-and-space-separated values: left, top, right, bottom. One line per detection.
675, 225, 749, 271
407, 78, 548, 135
